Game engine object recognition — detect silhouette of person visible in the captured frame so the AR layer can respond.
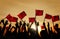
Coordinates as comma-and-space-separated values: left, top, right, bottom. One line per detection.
9, 26, 16, 39
40, 22, 48, 39
54, 24, 60, 39
0, 20, 8, 39
1, 19, 4, 25
19, 21, 22, 27
47, 22, 52, 39
5, 23, 11, 39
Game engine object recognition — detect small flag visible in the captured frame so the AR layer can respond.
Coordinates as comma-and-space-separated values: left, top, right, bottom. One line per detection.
6, 14, 18, 22
45, 14, 52, 19
17, 11, 26, 20
36, 10, 43, 16
41, 25, 45, 29
29, 17, 35, 22
10, 17, 18, 22
6, 14, 12, 22
52, 15, 59, 22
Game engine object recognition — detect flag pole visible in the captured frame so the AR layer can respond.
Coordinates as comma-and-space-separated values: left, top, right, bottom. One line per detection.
44, 13, 46, 23
35, 10, 38, 35
52, 17, 54, 27
43, 15, 45, 23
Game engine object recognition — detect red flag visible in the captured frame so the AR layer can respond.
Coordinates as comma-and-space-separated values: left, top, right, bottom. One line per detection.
6, 14, 13, 22
45, 14, 52, 19
41, 25, 45, 29
10, 17, 18, 22
36, 10, 43, 16
52, 15, 59, 22
17, 11, 26, 20
29, 17, 35, 22
6, 14, 18, 22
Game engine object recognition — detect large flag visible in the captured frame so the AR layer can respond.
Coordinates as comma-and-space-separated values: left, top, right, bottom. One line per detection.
29, 17, 35, 22
36, 10, 43, 16
45, 14, 52, 19
6, 14, 12, 22
52, 15, 59, 22
17, 11, 26, 20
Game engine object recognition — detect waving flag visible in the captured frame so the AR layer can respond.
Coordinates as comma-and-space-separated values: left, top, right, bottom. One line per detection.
29, 17, 35, 22
41, 25, 45, 30
36, 10, 43, 16
10, 17, 18, 22
45, 14, 52, 19
6, 14, 12, 22
17, 11, 26, 20
6, 14, 18, 22
52, 15, 59, 22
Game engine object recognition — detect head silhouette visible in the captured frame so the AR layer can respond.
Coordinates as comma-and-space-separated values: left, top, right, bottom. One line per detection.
54, 24, 58, 28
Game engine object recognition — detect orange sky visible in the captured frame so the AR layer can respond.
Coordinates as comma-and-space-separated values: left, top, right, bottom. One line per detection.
0, 0, 60, 26
0, 0, 60, 35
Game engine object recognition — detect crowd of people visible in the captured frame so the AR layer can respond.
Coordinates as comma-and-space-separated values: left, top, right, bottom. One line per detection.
0, 19, 60, 39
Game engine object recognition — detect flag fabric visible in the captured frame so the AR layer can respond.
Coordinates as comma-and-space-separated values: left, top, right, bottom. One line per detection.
45, 14, 52, 19
36, 10, 43, 16
6, 14, 13, 22
29, 17, 35, 22
17, 11, 26, 20
52, 15, 59, 22
10, 17, 18, 22
6, 14, 18, 22
41, 25, 45, 29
